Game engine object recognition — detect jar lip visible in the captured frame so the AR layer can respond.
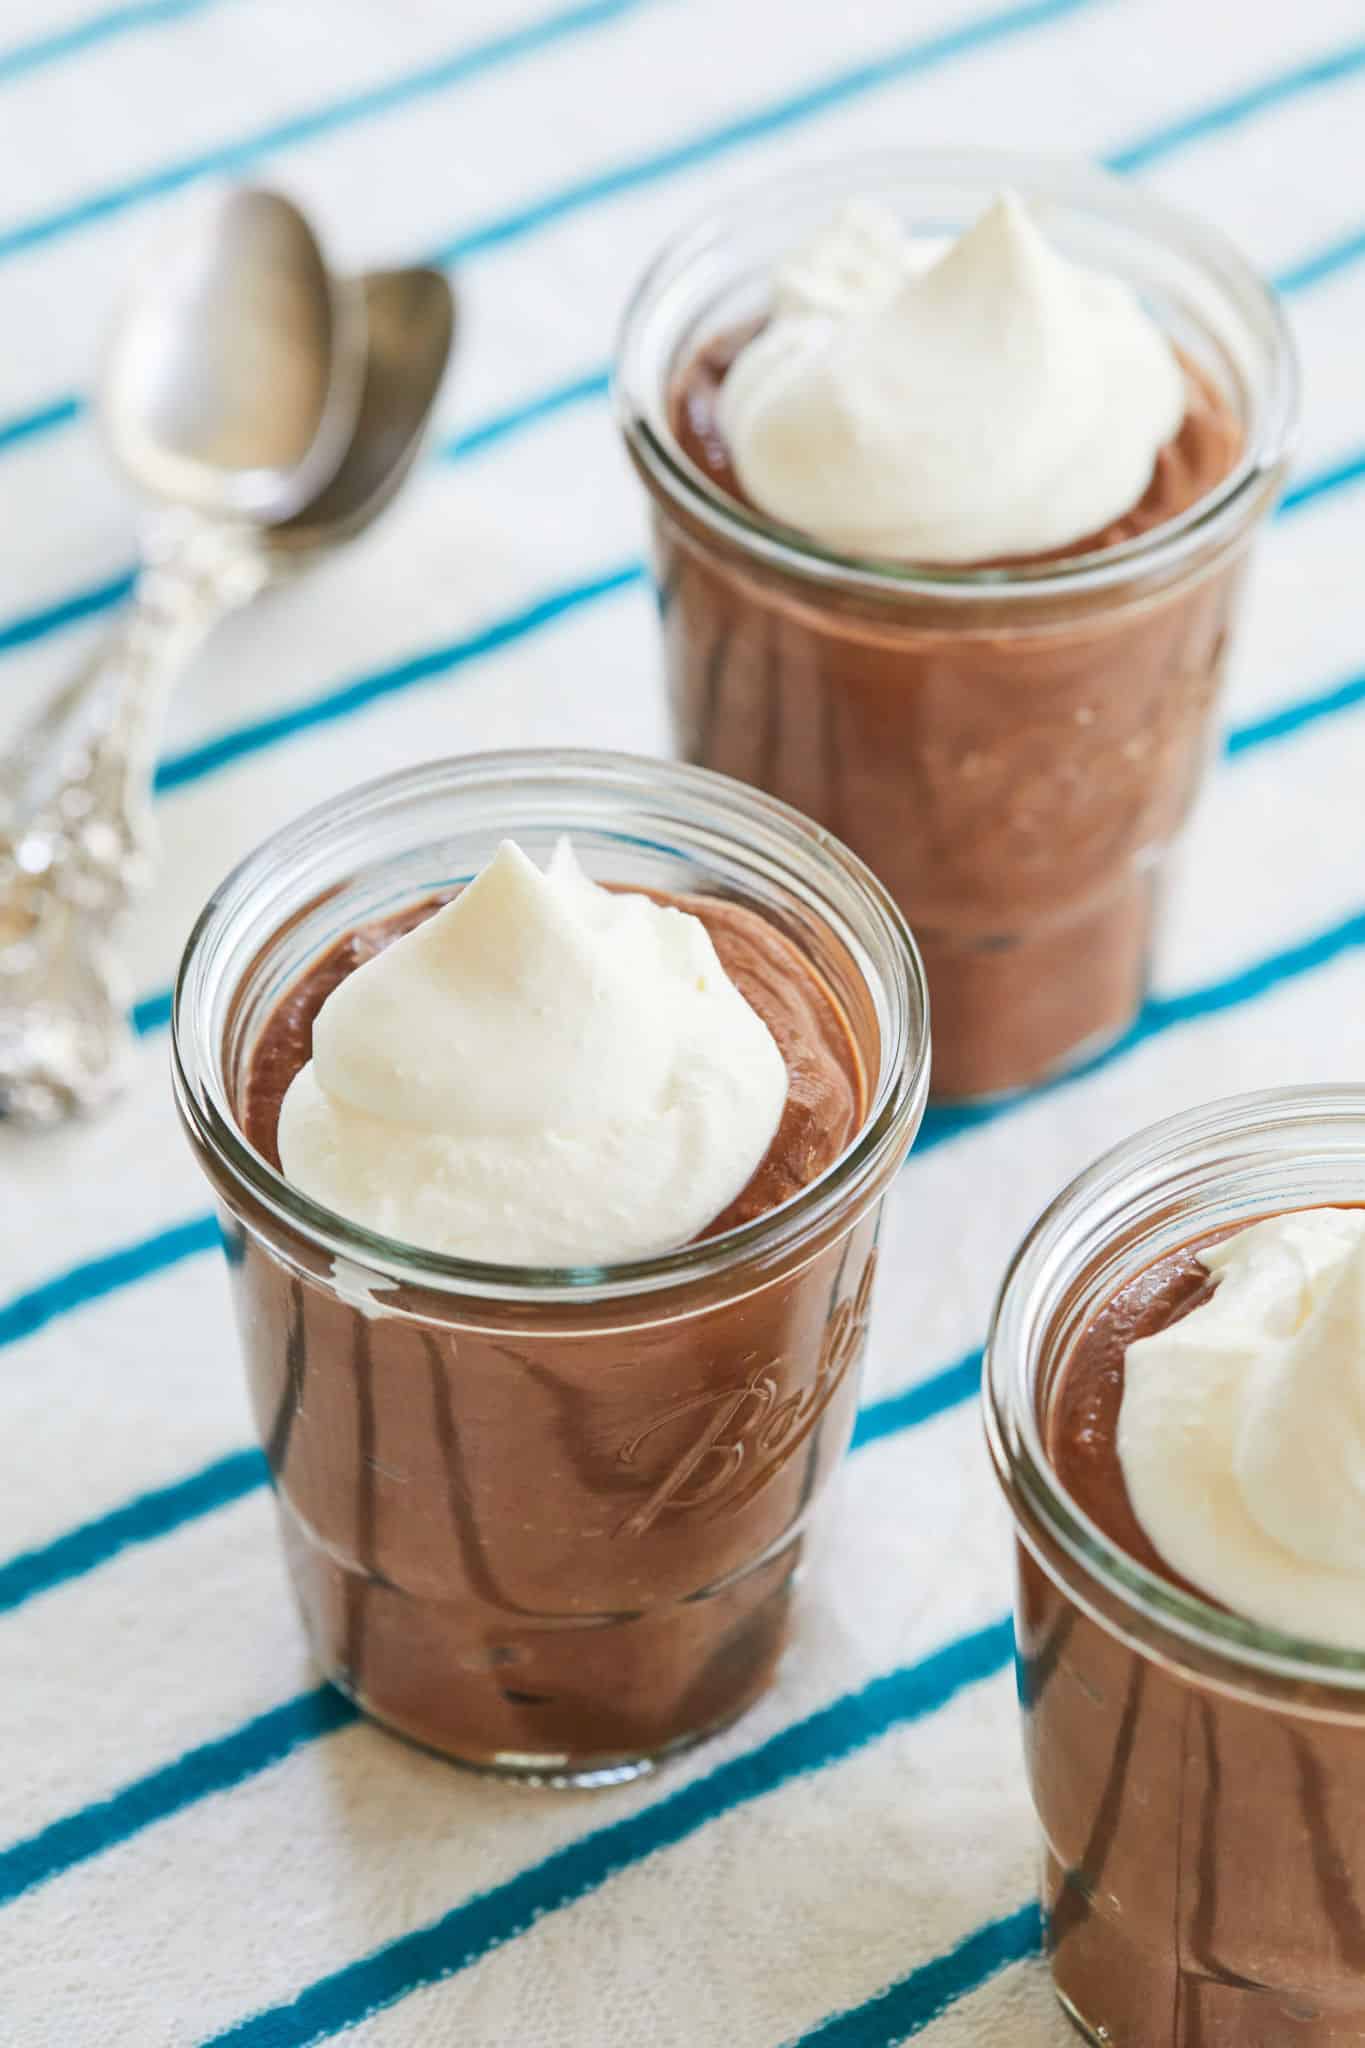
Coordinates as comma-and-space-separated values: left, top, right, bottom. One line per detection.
614, 146, 1300, 603
172, 747, 931, 1305
984, 1084, 1365, 1686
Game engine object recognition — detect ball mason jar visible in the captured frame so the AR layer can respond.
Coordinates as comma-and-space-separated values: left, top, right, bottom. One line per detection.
616, 148, 1298, 1101
174, 749, 929, 1784
985, 1088, 1365, 2043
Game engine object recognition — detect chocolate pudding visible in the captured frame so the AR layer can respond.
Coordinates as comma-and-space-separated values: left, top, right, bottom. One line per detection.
223, 882, 893, 1777
1021, 1225, 1365, 2044
619, 160, 1296, 1101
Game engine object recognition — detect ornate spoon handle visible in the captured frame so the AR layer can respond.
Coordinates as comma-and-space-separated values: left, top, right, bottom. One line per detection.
0, 514, 266, 1124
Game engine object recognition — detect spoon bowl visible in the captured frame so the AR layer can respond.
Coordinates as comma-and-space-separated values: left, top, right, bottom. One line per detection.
270, 267, 455, 558
100, 186, 366, 524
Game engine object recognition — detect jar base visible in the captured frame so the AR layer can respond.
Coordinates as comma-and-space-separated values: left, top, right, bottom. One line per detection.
277, 1502, 801, 1783
927, 1009, 1136, 1109
917, 872, 1153, 1103
325, 1674, 757, 1788
1051, 1970, 1365, 2047
1053, 1983, 1110, 2044
1044, 1839, 1365, 2046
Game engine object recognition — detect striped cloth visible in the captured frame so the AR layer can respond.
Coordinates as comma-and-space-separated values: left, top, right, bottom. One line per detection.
2, 0, 1363, 2040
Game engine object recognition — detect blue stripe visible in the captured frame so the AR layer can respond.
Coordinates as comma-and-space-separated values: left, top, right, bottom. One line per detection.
0, 566, 134, 656
1280, 447, 1365, 516
789, 1903, 1042, 2046
1107, 38, 1365, 172
0, 1450, 265, 1618
0, 387, 618, 716
1274, 221, 1365, 296
1144, 913, 1365, 1031
0, 1215, 219, 1351
0, 392, 84, 454
0, 0, 224, 88
0, 1686, 359, 1910
439, 369, 612, 462
1226, 667, 1365, 756
917, 903, 1365, 1155
152, 562, 644, 793
425, 0, 1108, 270
131, 986, 174, 1035
199, 1620, 1013, 2048
0, 454, 634, 677
851, 1350, 983, 1452
0, 0, 661, 269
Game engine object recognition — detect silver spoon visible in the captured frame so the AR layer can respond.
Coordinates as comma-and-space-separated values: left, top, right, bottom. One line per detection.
0, 257, 453, 1126
0, 185, 361, 1128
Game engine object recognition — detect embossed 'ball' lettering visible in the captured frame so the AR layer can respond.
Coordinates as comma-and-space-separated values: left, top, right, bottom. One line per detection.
613, 1249, 880, 1536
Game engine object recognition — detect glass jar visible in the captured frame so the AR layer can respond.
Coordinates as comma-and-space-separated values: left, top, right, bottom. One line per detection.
615, 148, 1298, 1102
985, 1087, 1365, 2044
174, 749, 929, 1785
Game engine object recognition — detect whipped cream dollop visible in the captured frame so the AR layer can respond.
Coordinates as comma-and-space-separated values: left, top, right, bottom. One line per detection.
276, 840, 788, 1267
717, 191, 1186, 563
1118, 1209, 1365, 1648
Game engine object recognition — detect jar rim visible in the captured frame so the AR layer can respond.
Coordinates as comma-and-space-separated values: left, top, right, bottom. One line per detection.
984, 1084, 1365, 1687
172, 747, 930, 1305
614, 146, 1299, 603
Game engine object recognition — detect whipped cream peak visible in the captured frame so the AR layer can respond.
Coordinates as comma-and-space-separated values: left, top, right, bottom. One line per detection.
773, 198, 911, 319
718, 190, 1186, 564
278, 839, 788, 1267
1118, 1208, 1365, 1648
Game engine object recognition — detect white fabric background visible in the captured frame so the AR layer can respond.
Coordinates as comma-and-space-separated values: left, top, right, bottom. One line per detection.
2, 0, 1363, 2041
